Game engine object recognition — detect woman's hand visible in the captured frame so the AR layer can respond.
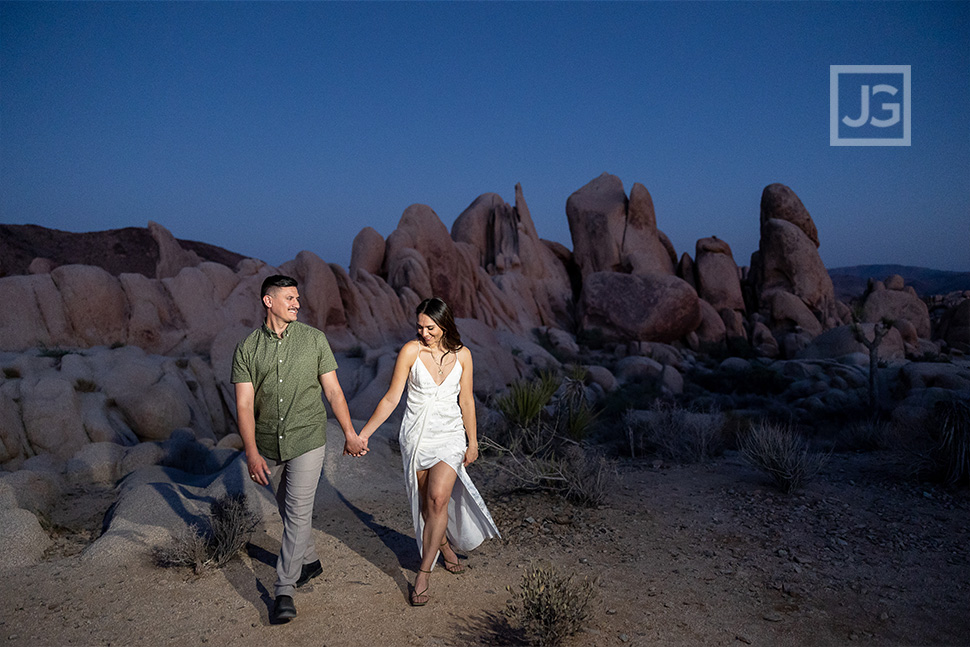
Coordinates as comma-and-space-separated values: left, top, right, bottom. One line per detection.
463, 442, 479, 467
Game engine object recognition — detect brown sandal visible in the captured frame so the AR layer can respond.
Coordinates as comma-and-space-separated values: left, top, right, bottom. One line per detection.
410, 568, 432, 607
440, 540, 466, 575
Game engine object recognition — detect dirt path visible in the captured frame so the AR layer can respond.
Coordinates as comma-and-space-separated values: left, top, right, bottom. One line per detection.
1, 450, 968, 647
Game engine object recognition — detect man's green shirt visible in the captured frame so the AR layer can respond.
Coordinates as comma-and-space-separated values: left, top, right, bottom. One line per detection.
231, 321, 338, 461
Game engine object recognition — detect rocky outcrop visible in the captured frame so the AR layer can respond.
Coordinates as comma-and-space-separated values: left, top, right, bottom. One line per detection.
750, 183, 840, 338
452, 185, 573, 329
566, 173, 676, 277
858, 276, 931, 339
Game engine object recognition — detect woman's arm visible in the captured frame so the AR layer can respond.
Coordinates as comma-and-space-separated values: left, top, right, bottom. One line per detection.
359, 341, 420, 442
457, 347, 478, 466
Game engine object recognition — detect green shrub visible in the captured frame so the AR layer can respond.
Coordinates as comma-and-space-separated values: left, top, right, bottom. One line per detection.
155, 494, 260, 574
506, 563, 596, 647
739, 421, 827, 493
496, 371, 560, 430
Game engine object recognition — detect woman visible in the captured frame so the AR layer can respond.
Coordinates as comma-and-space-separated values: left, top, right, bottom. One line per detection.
358, 297, 500, 606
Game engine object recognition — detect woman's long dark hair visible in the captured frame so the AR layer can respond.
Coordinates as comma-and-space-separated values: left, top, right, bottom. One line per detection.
416, 297, 463, 353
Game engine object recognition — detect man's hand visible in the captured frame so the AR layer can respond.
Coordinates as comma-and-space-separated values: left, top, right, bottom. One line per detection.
246, 451, 271, 486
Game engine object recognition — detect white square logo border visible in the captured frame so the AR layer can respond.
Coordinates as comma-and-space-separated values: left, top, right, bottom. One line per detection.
830, 65, 911, 147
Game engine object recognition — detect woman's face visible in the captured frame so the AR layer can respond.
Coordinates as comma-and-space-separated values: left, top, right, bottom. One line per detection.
417, 313, 444, 348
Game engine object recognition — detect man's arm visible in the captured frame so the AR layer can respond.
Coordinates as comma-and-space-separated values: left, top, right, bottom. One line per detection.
319, 371, 364, 456
235, 382, 271, 485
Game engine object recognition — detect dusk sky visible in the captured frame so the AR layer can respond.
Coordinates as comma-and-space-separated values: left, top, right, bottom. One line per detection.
2, 2, 968, 272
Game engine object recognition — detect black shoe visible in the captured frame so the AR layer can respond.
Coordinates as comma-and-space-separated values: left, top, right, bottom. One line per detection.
296, 559, 323, 588
273, 595, 297, 622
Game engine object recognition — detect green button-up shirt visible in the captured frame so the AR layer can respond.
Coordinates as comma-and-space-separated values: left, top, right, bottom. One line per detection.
230, 321, 338, 461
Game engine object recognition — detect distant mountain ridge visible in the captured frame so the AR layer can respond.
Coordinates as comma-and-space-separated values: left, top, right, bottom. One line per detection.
0, 224, 246, 279
828, 264, 970, 300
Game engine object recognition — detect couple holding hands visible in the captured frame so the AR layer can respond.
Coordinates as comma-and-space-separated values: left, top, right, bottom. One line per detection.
231, 275, 500, 622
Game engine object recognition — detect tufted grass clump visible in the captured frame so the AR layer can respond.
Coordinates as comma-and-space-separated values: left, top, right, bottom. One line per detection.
506, 563, 596, 647
739, 421, 827, 494
912, 400, 970, 487
155, 493, 260, 575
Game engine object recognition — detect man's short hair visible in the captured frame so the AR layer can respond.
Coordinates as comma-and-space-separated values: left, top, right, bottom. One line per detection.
260, 275, 298, 299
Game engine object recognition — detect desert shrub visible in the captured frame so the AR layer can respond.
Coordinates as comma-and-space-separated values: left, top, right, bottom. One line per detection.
155, 493, 260, 575
911, 400, 970, 487
837, 415, 897, 452
624, 401, 724, 462
738, 421, 827, 493
506, 563, 596, 647
480, 430, 616, 507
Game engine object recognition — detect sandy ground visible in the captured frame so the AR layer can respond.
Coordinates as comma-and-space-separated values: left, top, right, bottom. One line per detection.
1, 433, 968, 647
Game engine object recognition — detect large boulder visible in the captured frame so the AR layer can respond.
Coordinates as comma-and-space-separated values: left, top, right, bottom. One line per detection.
579, 272, 701, 343
51, 264, 128, 347
349, 227, 386, 280
0, 508, 51, 569
859, 281, 931, 339
21, 377, 88, 460
759, 183, 819, 247
565, 174, 675, 278
694, 236, 745, 312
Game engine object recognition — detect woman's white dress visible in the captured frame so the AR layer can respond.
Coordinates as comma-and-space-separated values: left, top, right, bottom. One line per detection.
399, 355, 500, 562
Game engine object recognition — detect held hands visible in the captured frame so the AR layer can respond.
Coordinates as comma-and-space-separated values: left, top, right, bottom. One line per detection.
343, 433, 369, 458
463, 442, 479, 467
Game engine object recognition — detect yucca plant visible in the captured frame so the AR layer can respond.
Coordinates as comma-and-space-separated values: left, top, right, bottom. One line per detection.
739, 420, 827, 493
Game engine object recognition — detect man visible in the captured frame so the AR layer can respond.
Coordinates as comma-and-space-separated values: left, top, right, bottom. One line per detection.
232, 274, 365, 623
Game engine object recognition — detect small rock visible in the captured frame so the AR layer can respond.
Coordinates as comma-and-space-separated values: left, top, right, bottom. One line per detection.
619, 634, 629, 643
606, 608, 617, 615
763, 611, 784, 622
525, 516, 536, 524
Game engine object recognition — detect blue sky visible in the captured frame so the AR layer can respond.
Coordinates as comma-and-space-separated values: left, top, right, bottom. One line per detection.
2, 1, 968, 272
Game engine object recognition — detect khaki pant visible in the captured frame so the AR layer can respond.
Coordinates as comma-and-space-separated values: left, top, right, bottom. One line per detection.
265, 443, 326, 597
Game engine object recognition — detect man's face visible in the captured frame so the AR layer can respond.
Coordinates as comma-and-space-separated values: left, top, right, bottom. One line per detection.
264, 286, 300, 324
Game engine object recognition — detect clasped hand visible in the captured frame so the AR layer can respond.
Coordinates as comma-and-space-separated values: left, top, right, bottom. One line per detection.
343, 434, 369, 458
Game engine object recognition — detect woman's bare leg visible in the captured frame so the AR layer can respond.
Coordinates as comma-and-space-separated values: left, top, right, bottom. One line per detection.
412, 462, 458, 602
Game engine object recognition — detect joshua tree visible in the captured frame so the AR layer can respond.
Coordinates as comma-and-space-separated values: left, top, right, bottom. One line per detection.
851, 317, 894, 412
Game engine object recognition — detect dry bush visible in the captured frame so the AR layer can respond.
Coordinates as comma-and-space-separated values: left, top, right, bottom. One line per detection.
739, 421, 827, 494
480, 431, 616, 507
624, 401, 724, 462
910, 400, 970, 487
155, 493, 260, 575
506, 562, 596, 647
